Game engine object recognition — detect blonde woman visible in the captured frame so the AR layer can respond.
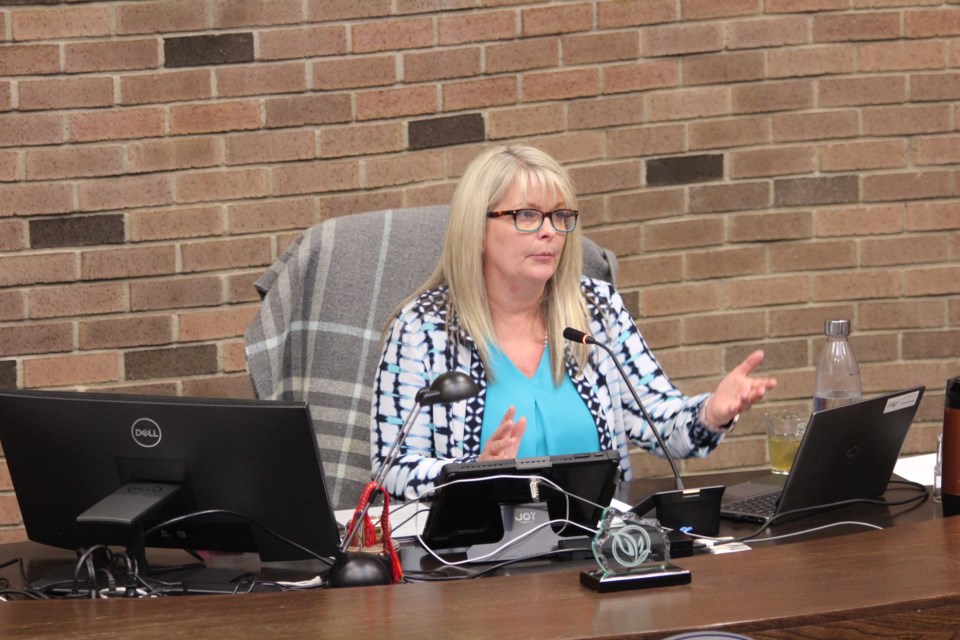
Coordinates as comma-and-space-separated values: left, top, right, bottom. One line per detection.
371, 145, 776, 501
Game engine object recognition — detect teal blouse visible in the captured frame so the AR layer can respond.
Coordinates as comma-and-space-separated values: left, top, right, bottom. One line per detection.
480, 345, 599, 458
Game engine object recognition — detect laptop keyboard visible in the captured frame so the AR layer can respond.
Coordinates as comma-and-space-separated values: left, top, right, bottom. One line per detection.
724, 493, 779, 518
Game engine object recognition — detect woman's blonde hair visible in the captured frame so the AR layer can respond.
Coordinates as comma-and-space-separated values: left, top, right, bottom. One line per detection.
415, 144, 590, 384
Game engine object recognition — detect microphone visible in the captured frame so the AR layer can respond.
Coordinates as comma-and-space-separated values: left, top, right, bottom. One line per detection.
563, 327, 683, 490
563, 327, 724, 537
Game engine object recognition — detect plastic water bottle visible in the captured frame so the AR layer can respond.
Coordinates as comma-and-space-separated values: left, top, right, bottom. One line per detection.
813, 319, 862, 412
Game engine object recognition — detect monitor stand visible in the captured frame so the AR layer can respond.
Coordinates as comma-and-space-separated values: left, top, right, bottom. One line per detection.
465, 503, 589, 562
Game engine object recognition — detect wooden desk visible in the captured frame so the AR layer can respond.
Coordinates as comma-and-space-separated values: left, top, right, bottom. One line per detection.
3, 512, 960, 638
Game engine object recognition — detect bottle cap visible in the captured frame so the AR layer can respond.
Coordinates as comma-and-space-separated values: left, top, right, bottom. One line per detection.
947, 376, 960, 410
824, 319, 851, 337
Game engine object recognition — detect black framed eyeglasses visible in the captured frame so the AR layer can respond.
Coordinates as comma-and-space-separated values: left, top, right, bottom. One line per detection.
486, 208, 579, 233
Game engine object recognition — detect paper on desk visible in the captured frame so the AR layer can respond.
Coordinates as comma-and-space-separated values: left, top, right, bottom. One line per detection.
893, 453, 936, 487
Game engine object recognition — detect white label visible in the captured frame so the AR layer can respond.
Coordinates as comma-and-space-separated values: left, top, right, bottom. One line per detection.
884, 390, 920, 413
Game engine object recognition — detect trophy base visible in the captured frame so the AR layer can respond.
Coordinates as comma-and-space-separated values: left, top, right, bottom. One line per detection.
579, 563, 691, 593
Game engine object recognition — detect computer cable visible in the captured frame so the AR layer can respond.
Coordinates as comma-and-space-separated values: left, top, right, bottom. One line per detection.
403, 547, 588, 582
740, 521, 883, 544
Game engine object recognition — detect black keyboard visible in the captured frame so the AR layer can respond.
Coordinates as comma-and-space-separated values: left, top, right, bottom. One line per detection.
723, 493, 779, 518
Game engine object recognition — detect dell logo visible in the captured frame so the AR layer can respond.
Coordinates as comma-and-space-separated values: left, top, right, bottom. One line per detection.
131, 418, 161, 448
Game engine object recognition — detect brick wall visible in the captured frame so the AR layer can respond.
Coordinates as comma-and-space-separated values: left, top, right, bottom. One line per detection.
2, 0, 959, 542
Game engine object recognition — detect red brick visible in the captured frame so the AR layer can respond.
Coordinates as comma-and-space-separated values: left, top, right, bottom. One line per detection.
272, 160, 360, 196
767, 46, 856, 78
607, 123, 686, 159
682, 0, 759, 19
395, 0, 474, 14
179, 305, 259, 342
319, 122, 403, 158
19, 76, 113, 111
120, 69, 212, 105
905, 8, 960, 37
351, 17, 433, 53
607, 188, 685, 223
0, 183, 72, 216
0, 289, 25, 321
689, 115, 770, 150
128, 205, 226, 242
772, 110, 859, 142
0, 253, 76, 287
682, 51, 765, 86
0, 113, 62, 147
726, 275, 810, 308
64, 39, 160, 73
685, 246, 766, 280
443, 76, 518, 112
81, 245, 176, 280
225, 129, 315, 165
768, 240, 857, 272
914, 135, 960, 166
403, 182, 457, 209
617, 254, 683, 288
313, 55, 396, 89
356, 85, 437, 121
318, 190, 404, 219
562, 31, 640, 65
127, 137, 221, 173
438, 9, 516, 45
12, 5, 110, 41
80, 315, 173, 350
486, 38, 559, 74
264, 94, 352, 129
820, 139, 908, 171
863, 170, 956, 202
170, 101, 261, 135
603, 60, 679, 95
176, 167, 270, 204
23, 353, 119, 389
222, 339, 248, 372
0, 44, 60, 75
858, 41, 947, 72
226, 270, 264, 304
911, 72, 960, 102
404, 47, 482, 83
643, 218, 724, 252
182, 374, 254, 400
69, 107, 164, 143
229, 197, 319, 233
733, 80, 814, 114
259, 25, 347, 60
0, 322, 73, 357
815, 204, 904, 237
813, 12, 901, 42
216, 61, 307, 97
77, 174, 172, 212
568, 160, 642, 195
25, 144, 125, 181
28, 282, 126, 319
648, 87, 729, 122
181, 237, 272, 273
0, 83, 10, 112
728, 210, 813, 242
730, 145, 815, 178
522, 3, 592, 37
569, 95, 644, 130
644, 23, 724, 57
307, 0, 391, 21
904, 266, 960, 296
213, 0, 303, 28
0, 219, 26, 252
527, 131, 605, 165
523, 68, 599, 101
812, 271, 901, 301
726, 16, 809, 50
905, 202, 960, 231
863, 104, 951, 136
690, 182, 771, 214
861, 235, 949, 266
365, 151, 444, 189
642, 282, 723, 317
860, 300, 946, 331
0, 150, 15, 182
597, 0, 677, 28
819, 74, 907, 107
130, 276, 222, 311
765, 0, 853, 11
117, 0, 209, 35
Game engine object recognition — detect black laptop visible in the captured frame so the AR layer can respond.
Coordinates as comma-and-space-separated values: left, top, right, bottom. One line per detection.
721, 386, 925, 523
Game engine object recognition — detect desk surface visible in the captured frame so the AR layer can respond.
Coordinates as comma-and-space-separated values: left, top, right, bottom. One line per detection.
1, 477, 957, 639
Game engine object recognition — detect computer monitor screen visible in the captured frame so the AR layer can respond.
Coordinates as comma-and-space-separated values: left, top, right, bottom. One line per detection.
420, 450, 621, 549
0, 389, 340, 563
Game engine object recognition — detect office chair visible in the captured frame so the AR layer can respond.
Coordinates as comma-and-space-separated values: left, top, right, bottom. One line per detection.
244, 205, 618, 510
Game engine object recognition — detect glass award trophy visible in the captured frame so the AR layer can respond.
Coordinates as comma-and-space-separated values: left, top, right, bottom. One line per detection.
580, 507, 691, 593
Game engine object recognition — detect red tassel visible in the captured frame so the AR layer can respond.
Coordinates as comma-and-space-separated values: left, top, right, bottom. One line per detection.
345, 481, 403, 584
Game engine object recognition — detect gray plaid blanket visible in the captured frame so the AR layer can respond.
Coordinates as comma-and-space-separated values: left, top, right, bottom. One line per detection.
244, 206, 618, 510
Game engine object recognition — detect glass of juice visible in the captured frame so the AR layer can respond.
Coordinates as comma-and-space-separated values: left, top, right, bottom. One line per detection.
765, 410, 808, 475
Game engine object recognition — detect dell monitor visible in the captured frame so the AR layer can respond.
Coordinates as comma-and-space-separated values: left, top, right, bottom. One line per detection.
0, 389, 340, 569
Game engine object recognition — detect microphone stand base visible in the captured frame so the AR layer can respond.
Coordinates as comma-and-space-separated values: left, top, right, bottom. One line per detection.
580, 564, 691, 593
327, 551, 392, 588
